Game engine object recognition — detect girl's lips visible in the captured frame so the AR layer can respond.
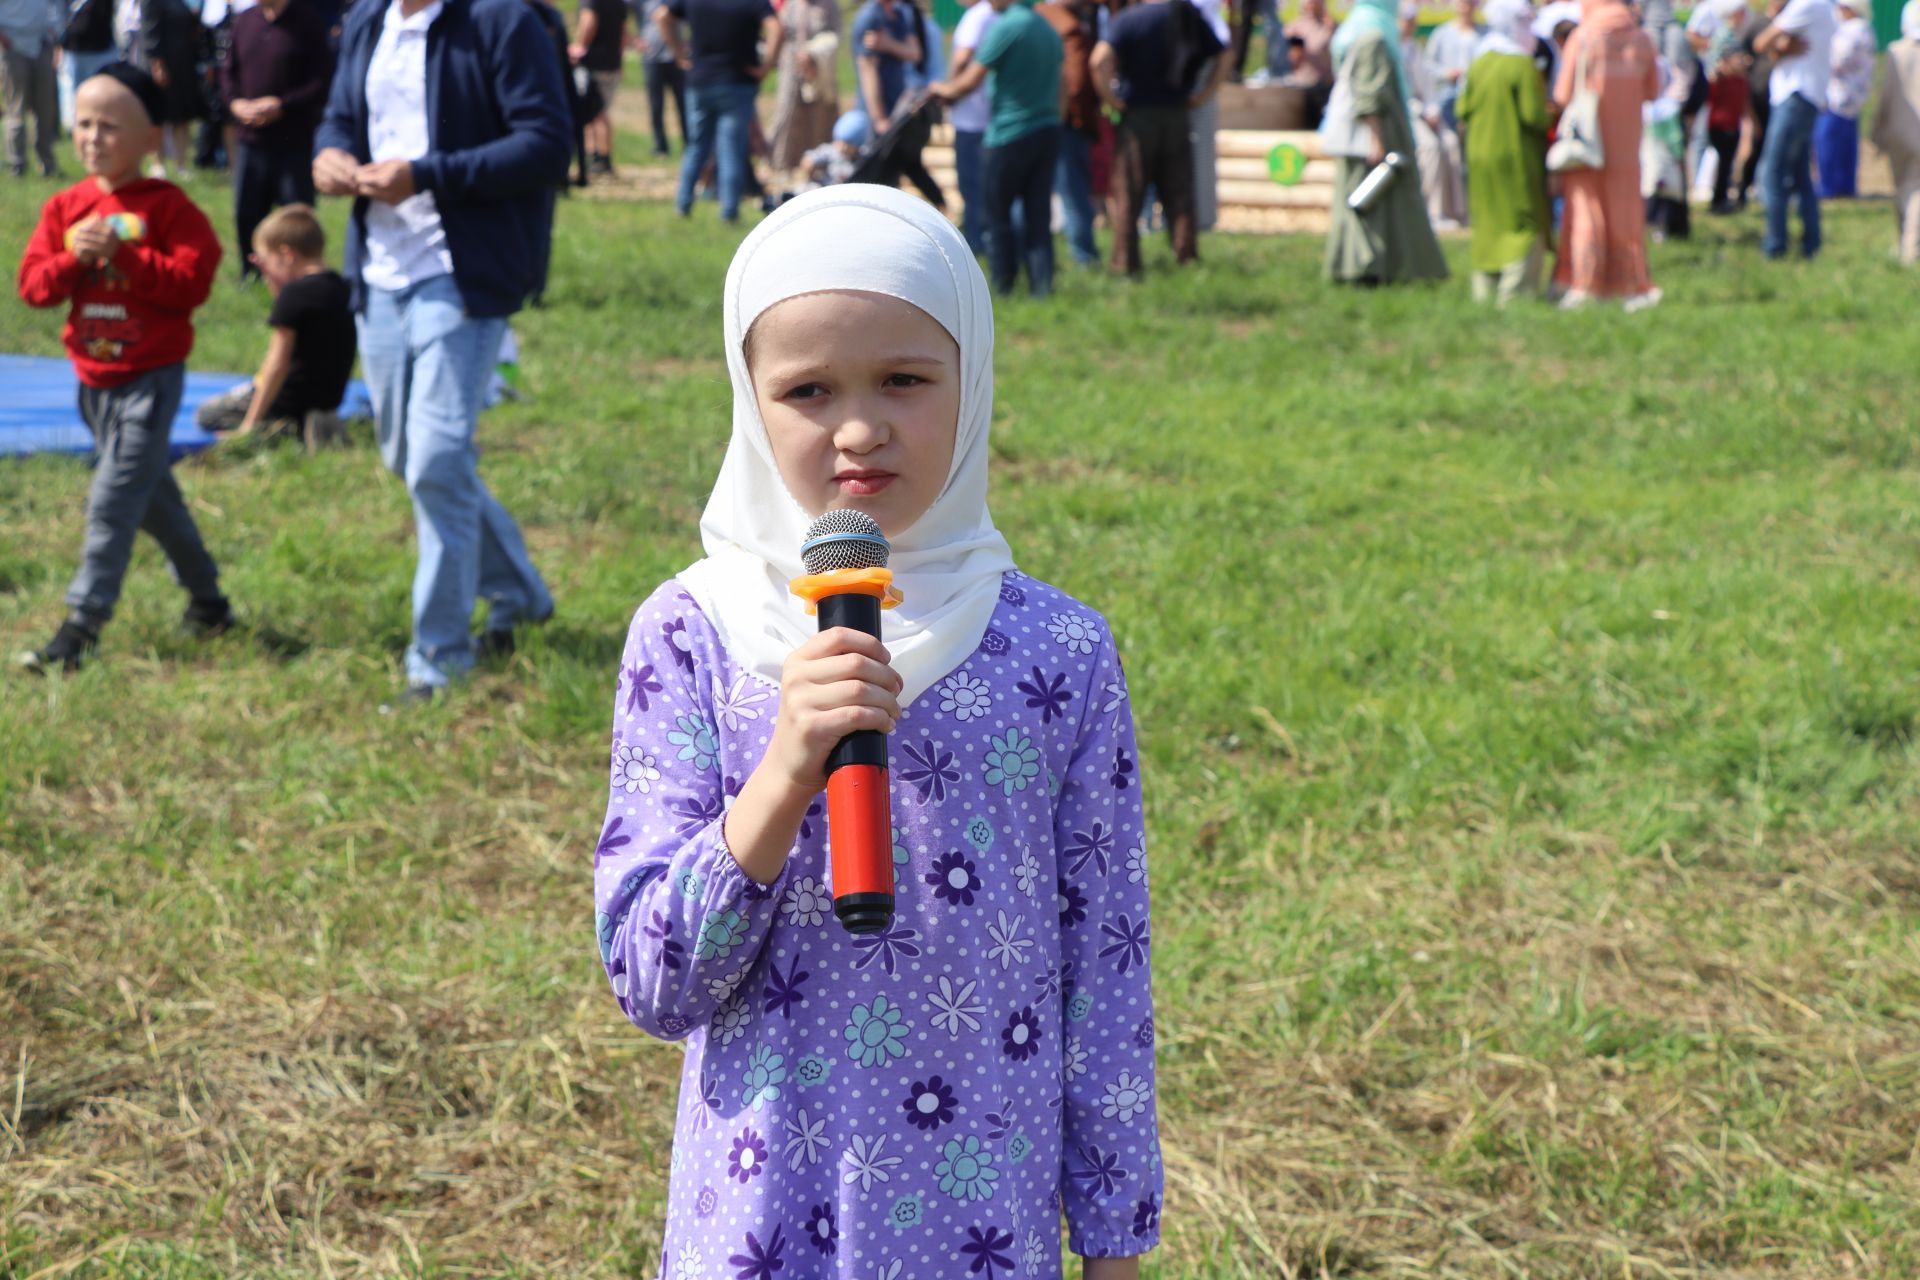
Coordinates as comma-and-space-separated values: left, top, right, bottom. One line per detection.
836, 472, 896, 495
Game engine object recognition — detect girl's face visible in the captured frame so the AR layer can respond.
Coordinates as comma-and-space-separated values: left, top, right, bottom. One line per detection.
749, 290, 961, 540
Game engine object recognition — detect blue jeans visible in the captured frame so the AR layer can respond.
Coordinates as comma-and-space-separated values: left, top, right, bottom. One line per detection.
984, 125, 1059, 297
1055, 127, 1098, 267
1812, 109, 1858, 198
359, 276, 552, 687
954, 128, 987, 254
677, 81, 757, 221
1759, 91, 1820, 259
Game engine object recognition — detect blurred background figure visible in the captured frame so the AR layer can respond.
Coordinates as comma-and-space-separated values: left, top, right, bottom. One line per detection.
1190, 0, 1230, 229
1813, 0, 1873, 198
1325, 0, 1448, 284
1285, 0, 1337, 122
1424, 0, 1482, 126
1550, 0, 1659, 308
1702, 0, 1754, 213
137, 0, 206, 176
1750, 0, 1833, 259
638, 0, 687, 157
1401, 0, 1466, 228
570, 0, 630, 177
1870, 0, 1920, 260
57, 0, 121, 133
0, 0, 61, 176
1459, 0, 1548, 304
222, 0, 333, 280
766, 0, 838, 176
1037, 0, 1101, 267
946, 0, 997, 254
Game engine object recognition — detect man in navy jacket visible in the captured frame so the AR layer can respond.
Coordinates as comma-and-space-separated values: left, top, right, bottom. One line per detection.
314, 0, 569, 702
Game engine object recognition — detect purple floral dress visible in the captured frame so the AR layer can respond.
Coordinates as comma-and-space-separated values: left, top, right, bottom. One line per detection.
594, 570, 1162, 1280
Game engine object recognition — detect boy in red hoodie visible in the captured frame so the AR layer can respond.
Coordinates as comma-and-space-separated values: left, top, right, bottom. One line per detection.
15, 63, 230, 674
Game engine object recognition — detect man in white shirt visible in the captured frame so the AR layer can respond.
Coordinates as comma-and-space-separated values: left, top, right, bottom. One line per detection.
949, 0, 997, 254
314, 0, 571, 702
1753, 0, 1835, 258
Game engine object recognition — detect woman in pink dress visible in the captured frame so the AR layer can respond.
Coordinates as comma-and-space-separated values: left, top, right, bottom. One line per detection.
1551, 0, 1662, 308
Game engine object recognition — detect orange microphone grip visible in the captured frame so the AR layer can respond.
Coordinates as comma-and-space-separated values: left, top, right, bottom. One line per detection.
826, 765, 894, 902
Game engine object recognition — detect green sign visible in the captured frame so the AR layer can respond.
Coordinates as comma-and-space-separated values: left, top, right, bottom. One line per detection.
1268, 142, 1307, 186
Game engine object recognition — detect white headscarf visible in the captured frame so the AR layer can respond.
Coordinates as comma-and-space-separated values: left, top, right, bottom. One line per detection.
1905, 0, 1920, 38
1479, 0, 1538, 56
677, 185, 1016, 709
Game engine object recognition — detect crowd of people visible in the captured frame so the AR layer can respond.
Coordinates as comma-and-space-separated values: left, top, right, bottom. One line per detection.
524, 0, 1920, 304
10, 0, 1920, 684
1326, 0, 1920, 300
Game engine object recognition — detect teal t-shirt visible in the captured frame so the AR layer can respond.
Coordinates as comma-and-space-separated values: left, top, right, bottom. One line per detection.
974, 4, 1063, 148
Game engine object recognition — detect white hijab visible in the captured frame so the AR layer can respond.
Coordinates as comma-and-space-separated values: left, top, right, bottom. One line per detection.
677, 185, 1016, 709
1479, 0, 1538, 57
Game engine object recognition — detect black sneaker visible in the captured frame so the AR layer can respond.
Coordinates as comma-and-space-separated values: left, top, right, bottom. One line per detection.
475, 627, 516, 662
18, 619, 99, 674
181, 595, 236, 637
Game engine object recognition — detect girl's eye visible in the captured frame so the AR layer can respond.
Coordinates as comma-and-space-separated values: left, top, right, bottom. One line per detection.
783, 383, 828, 401
884, 373, 925, 389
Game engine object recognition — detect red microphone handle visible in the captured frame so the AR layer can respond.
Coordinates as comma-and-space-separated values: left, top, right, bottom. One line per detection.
826, 763, 894, 933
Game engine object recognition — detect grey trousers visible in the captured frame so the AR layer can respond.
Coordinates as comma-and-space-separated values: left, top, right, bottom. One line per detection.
65, 363, 223, 626
1, 42, 57, 176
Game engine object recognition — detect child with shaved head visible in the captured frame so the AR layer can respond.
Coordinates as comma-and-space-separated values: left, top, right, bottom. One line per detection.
15, 63, 229, 674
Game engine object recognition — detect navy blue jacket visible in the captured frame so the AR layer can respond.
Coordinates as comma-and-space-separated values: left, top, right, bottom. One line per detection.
315, 0, 571, 317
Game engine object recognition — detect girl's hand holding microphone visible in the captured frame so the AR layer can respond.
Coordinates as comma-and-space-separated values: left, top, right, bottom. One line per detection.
723, 627, 902, 885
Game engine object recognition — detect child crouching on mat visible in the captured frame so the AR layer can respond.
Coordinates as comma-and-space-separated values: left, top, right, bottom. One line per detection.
591, 185, 1163, 1278
15, 63, 228, 674
196, 204, 356, 451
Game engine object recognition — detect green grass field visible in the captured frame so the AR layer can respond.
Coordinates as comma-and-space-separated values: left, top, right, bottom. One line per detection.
3, 170, 1918, 1279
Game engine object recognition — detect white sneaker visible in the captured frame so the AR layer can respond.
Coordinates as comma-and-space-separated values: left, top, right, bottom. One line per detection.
1623, 288, 1664, 313
1557, 289, 1594, 311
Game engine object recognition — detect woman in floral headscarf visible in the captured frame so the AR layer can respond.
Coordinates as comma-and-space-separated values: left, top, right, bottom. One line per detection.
1550, 0, 1660, 309
1324, 0, 1449, 283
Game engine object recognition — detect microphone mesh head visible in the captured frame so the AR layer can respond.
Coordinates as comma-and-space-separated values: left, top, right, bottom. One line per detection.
801, 510, 890, 574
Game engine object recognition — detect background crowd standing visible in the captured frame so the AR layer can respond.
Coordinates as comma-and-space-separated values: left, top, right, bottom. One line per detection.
9, 0, 1920, 680
9, 0, 1920, 288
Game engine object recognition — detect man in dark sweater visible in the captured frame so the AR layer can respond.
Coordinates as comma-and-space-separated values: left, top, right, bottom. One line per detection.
314, 0, 571, 702
1091, 0, 1226, 275
223, 0, 334, 281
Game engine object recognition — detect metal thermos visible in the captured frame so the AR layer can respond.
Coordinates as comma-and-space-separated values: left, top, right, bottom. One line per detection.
1346, 152, 1410, 213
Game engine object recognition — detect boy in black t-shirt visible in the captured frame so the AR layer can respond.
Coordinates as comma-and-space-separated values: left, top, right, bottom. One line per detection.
197, 204, 356, 451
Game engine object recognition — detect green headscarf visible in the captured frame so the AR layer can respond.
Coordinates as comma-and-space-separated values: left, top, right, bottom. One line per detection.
1332, 0, 1412, 104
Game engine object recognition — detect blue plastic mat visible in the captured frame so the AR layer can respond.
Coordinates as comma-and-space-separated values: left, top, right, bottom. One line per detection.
0, 354, 370, 460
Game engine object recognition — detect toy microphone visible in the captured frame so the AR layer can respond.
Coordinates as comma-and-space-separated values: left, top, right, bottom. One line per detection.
790, 510, 902, 934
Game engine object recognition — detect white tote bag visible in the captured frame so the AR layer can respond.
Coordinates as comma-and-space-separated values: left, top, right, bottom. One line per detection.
1546, 31, 1605, 172
1321, 50, 1375, 159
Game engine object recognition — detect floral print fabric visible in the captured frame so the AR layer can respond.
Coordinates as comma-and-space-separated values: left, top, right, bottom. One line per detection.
594, 571, 1162, 1279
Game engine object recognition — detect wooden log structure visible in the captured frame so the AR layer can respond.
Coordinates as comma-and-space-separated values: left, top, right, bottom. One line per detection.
920, 114, 1336, 237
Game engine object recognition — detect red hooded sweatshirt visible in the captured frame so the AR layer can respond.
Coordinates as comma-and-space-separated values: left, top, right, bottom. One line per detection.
16, 177, 223, 389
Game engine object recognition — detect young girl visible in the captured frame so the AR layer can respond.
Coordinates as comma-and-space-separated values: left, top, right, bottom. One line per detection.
592, 185, 1161, 1280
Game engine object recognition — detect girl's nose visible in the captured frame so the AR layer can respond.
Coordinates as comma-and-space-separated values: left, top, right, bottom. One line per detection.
832, 405, 890, 454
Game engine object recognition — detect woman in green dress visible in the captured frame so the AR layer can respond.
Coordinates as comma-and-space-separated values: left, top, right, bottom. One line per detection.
1324, 0, 1449, 284
1457, 0, 1551, 305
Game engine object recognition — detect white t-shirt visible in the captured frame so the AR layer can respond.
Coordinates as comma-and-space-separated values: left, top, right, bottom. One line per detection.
362, 0, 456, 293
1684, 5, 1720, 42
950, 1, 996, 135
1768, 0, 1836, 107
